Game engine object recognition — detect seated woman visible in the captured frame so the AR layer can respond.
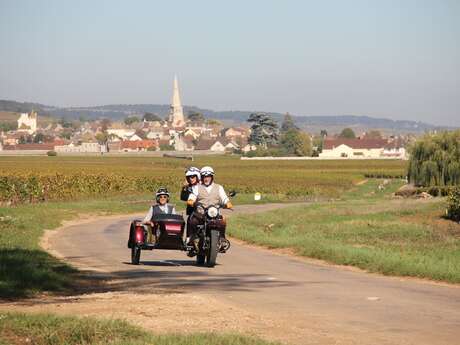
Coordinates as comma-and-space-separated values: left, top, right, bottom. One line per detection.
143, 187, 176, 242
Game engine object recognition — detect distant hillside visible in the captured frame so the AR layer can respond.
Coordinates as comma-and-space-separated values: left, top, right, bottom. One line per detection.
0, 99, 450, 134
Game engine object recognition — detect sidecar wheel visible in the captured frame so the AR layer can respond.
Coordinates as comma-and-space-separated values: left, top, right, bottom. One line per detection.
131, 246, 141, 265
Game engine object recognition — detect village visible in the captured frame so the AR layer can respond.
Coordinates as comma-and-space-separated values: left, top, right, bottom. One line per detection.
0, 77, 409, 159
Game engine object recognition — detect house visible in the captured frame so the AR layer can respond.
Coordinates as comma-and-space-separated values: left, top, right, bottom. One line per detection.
195, 138, 235, 152
222, 127, 249, 139
3, 133, 23, 146
242, 143, 257, 153
146, 128, 168, 140
120, 140, 157, 152
127, 134, 143, 141
319, 138, 389, 158
107, 129, 135, 140
382, 137, 407, 159
183, 128, 200, 140
55, 142, 105, 153
17, 111, 37, 134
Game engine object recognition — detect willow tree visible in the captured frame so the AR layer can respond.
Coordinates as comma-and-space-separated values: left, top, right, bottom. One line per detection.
408, 130, 460, 187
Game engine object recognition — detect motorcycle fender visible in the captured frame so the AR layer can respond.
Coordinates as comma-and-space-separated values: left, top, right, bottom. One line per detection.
135, 226, 145, 243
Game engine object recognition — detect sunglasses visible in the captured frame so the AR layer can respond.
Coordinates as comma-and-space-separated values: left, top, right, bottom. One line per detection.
159, 195, 168, 199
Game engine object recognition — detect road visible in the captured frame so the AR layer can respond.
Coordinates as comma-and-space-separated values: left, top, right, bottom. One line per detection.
46, 203, 460, 345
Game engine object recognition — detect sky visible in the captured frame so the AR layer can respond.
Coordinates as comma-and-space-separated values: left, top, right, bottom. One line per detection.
0, 0, 459, 126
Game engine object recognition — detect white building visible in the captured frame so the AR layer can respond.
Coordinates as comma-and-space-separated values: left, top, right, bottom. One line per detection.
107, 129, 135, 140
17, 111, 37, 134
55, 142, 105, 153
319, 139, 389, 158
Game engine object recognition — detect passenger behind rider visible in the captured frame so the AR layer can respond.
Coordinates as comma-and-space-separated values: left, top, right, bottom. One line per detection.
143, 187, 176, 242
180, 166, 201, 216
187, 166, 232, 252
181, 166, 201, 241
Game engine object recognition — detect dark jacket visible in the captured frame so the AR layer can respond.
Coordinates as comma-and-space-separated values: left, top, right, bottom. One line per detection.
181, 185, 195, 215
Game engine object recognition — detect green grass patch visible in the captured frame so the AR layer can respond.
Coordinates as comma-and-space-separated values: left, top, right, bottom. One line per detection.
228, 179, 460, 283
0, 312, 279, 345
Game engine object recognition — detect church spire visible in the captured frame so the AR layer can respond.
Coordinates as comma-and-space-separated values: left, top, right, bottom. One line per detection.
169, 75, 185, 127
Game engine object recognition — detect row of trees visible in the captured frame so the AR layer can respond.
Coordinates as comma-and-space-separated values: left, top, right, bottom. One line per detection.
408, 130, 460, 187
247, 113, 312, 156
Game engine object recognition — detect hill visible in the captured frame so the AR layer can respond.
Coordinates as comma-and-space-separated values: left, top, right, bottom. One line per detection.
0, 99, 451, 134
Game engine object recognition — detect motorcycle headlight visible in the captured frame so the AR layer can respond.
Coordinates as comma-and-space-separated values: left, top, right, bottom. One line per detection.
207, 206, 219, 218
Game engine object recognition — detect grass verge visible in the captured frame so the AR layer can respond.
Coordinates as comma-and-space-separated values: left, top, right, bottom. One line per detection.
228, 179, 460, 283
0, 312, 279, 345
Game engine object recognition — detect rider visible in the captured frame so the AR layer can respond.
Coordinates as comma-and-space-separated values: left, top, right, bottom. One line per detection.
143, 187, 176, 242
187, 166, 232, 252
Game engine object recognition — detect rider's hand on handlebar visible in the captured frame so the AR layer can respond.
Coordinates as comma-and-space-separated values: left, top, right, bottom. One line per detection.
225, 202, 233, 209
187, 199, 195, 207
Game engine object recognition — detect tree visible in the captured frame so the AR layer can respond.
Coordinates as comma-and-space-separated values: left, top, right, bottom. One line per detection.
339, 128, 356, 139
312, 135, 324, 154
280, 129, 312, 156
143, 112, 162, 122
124, 116, 140, 125
95, 132, 108, 144
281, 112, 298, 132
320, 129, 328, 138
206, 118, 222, 126
408, 130, 460, 187
100, 118, 112, 132
187, 111, 205, 123
33, 133, 45, 143
365, 130, 382, 139
247, 113, 279, 148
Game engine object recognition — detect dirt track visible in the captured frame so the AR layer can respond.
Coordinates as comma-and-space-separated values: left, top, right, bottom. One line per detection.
3, 203, 460, 345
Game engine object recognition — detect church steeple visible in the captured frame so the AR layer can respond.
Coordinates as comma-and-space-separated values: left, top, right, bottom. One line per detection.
168, 75, 185, 127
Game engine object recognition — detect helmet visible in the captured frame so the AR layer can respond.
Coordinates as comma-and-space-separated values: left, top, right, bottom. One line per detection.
155, 187, 170, 202
185, 166, 201, 181
200, 166, 215, 177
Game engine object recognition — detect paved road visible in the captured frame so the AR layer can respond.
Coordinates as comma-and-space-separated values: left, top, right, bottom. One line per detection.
49, 204, 460, 345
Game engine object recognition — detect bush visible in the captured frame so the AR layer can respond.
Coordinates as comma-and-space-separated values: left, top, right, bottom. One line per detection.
46, 150, 57, 156
446, 187, 460, 222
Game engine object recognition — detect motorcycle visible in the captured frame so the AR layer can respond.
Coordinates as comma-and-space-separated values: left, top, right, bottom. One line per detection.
192, 203, 232, 267
127, 191, 234, 266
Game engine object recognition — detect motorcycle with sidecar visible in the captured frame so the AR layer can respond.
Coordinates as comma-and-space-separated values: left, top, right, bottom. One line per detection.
127, 205, 231, 267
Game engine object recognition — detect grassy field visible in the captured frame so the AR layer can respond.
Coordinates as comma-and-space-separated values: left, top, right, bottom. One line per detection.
0, 312, 279, 345
228, 179, 460, 283
0, 156, 407, 204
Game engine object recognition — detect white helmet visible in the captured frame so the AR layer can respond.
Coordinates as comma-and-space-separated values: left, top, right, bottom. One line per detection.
185, 166, 201, 181
200, 166, 215, 177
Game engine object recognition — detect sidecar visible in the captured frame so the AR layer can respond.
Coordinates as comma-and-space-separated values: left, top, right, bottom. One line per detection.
127, 214, 186, 265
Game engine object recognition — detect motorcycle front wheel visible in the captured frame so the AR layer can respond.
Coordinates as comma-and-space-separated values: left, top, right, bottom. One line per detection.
206, 230, 219, 267
131, 246, 141, 265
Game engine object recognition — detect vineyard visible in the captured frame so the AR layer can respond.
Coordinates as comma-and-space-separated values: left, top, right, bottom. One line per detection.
0, 156, 407, 205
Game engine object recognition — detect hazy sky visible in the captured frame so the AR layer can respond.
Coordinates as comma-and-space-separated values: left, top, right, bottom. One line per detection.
1, 0, 459, 125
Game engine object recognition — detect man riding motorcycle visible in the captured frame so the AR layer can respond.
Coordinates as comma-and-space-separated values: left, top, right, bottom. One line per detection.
187, 166, 232, 254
